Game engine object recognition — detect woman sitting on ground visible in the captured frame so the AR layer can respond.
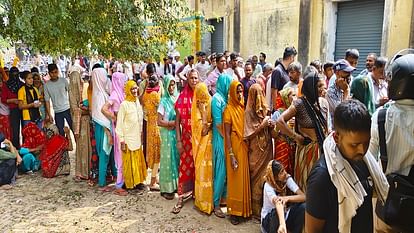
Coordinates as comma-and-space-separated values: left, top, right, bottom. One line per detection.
261, 160, 305, 233
0, 134, 22, 190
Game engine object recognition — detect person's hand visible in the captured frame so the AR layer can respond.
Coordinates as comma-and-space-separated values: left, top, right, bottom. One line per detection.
121, 142, 126, 151
176, 141, 184, 154
230, 152, 238, 170
379, 97, 389, 106
33, 101, 42, 108
63, 126, 70, 135
277, 196, 289, 206
111, 114, 117, 122
268, 119, 276, 128
261, 116, 270, 128
201, 123, 210, 136
337, 77, 349, 92
46, 114, 54, 124
294, 133, 304, 145
277, 224, 287, 233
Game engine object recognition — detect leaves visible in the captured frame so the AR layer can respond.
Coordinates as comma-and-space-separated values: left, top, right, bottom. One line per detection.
0, 0, 196, 60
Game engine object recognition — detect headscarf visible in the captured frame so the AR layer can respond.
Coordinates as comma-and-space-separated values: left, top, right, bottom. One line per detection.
216, 73, 233, 103
264, 160, 289, 197
191, 82, 212, 157
350, 76, 375, 115
300, 71, 327, 150
225, 81, 244, 138
244, 83, 268, 138
159, 75, 178, 122
91, 67, 111, 129
21, 122, 46, 149
6, 67, 21, 93
278, 87, 293, 113
108, 72, 126, 113
125, 80, 138, 102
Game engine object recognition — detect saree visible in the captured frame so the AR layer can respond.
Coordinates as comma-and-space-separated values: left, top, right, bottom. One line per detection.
68, 71, 91, 179
175, 84, 195, 195
223, 81, 252, 217
108, 72, 126, 188
40, 124, 70, 178
244, 84, 273, 218
142, 89, 161, 169
273, 88, 296, 175
191, 82, 213, 214
0, 114, 11, 140
159, 75, 179, 193
211, 74, 232, 208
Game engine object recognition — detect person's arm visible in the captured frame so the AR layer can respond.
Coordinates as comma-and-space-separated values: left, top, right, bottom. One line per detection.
368, 110, 380, 160
278, 177, 306, 204
64, 126, 73, 151
276, 104, 304, 145
101, 102, 116, 122
305, 212, 326, 233
115, 103, 126, 150
270, 70, 280, 110
175, 107, 184, 154
2, 87, 18, 105
244, 116, 271, 140
157, 112, 175, 129
275, 199, 287, 233
178, 66, 188, 81
43, 85, 54, 123
200, 103, 211, 136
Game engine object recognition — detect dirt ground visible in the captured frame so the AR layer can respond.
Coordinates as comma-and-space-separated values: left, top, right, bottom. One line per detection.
0, 151, 260, 233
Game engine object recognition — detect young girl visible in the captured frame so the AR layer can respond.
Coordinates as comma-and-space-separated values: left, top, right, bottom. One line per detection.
261, 160, 305, 233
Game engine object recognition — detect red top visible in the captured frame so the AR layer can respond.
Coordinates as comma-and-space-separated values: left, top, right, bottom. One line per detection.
1, 85, 18, 109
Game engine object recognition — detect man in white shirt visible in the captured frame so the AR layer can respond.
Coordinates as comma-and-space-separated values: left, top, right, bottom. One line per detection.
225, 53, 244, 81
194, 52, 210, 81
178, 55, 195, 83
369, 52, 414, 233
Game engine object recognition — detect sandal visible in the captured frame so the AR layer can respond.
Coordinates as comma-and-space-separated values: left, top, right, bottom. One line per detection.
230, 216, 241, 225
113, 188, 128, 196
182, 192, 192, 202
171, 198, 183, 214
100, 185, 115, 192
149, 184, 160, 192
0, 184, 13, 190
88, 180, 97, 187
213, 207, 226, 218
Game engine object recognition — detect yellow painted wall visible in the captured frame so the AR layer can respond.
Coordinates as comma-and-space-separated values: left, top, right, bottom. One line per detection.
308, 0, 324, 63
239, 0, 300, 63
385, 0, 413, 57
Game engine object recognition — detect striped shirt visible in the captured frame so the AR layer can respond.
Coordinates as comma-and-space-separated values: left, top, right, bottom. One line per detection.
369, 99, 414, 176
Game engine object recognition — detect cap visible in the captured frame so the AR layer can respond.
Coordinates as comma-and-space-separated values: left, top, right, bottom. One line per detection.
334, 59, 356, 73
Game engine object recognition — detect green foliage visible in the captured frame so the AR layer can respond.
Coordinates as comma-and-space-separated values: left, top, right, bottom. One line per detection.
0, 0, 196, 60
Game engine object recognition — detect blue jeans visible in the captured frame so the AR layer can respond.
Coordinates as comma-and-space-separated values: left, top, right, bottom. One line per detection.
55, 109, 73, 136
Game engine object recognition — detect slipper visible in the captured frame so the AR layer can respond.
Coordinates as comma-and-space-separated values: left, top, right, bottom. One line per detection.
88, 180, 97, 187
149, 184, 160, 192
171, 198, 183, 214
213, 207, 226, 218
230, 216, 241, 225
100, 185, 115, 192
182, 192, 192, 202
113, 188, 128, 196
73, 176, 83, 182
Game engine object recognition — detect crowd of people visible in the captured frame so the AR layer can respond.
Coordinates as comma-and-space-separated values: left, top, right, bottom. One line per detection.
0, 46, 413, 233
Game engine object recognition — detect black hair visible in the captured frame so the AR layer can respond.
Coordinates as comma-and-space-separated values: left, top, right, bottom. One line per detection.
92, 63, 102, 70
198, 51, 206, 56
345, 48, 360, 59
48, 64, 58, 72
31, 67, 39, 73
260, 52, 266, 59
283, 47, 297, 60
146, 63, 156, 76
310, 59, 321, 69
272, 160, 284, 177
374, 56, 387, 68
244, 62, 253, 68
229, 53, 238, 61
187, 55, 194, 62
334, 99, 371, 133
215, 53, 225, 63
274, 58, 282, 67
21, 70, 31, 80
323, 61, 335, 70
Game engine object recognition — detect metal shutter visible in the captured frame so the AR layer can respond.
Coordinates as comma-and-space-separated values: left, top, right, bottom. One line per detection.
334, 0, 385, 73
211, 18, 224, 53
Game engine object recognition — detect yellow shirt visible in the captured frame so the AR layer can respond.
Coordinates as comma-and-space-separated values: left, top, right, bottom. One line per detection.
17, 86, 41, 120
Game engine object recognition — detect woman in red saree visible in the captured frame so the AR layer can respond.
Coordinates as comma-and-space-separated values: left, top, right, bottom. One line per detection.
40, 124, 73, 178
272, 87, 296, 175
172, 69, 199, 214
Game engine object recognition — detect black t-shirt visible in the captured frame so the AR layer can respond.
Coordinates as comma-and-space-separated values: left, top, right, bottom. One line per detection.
270, 63, 289, 91
306, 156, 373, 233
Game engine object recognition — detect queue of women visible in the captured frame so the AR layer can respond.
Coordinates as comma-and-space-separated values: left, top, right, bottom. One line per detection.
0, 52, 333, 233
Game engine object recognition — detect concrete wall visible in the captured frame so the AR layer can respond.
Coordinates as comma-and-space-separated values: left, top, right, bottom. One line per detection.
382, 0, 414, 57
198, 0, 413, 64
